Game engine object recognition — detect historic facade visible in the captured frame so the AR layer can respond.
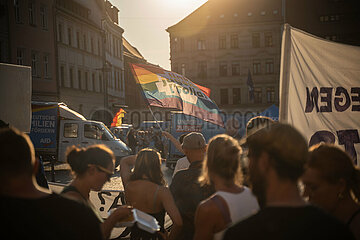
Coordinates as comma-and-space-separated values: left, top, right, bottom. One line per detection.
103, 1, 125, 114
167, 0, 360, 115
167, 0, 282, 114
3, 0, 58, 101
55, 0, 106, 120
55, 0, 124, 124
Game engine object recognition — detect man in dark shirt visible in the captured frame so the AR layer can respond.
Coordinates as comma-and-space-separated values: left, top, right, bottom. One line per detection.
223, 123, 355, 240
0, 128, 103, 240
170, 132, 215, 240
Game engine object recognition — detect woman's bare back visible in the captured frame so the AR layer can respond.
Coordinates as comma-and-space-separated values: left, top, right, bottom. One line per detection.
125, 180, 164, 213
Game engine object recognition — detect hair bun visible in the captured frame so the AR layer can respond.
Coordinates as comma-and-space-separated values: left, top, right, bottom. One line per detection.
66, 146, 86, 173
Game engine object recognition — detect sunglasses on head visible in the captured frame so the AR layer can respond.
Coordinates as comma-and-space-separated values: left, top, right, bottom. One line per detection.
88, 164, 114, 180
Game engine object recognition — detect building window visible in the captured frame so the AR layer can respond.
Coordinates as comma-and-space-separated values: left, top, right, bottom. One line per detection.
121, 72, 124, 91
78, 70, 82, 89
44, 55, 49, 77
16, 48, 24, 65
115, 71, 118, 90
40, 5, 47, 29
265, 32, 273, 47
31, 51, 37, 76
172, 37, 178, 52
254, 87, 262, 103
231, 62, 240, 76
253, 61, 261, 75
99, 75, 103, 92
58, 23, 63, 42
92, 73, 96, 92
98, 39, 101, 55
219, 35, 226, 49
230, 34, 238, 48
118, 40, 121, 57
266, 87, 275, 103
69, 67, 74, 88
197, 39, 206, 50
60, 66, 65, 87
320, 14, 340, 22
172, 63, 178, 73
265, 59, 274, 74
14, 0, 21, 23
91, 37, 94, 53
118, 69, 122, 91
233, 88, 241, 104
325, 35, 340, 41
68, 28, 72, 46
76, 31, 80, 48
28, 2, 35, 26
220, 89, 229, 105
118, 72, 121, 90
219, 62, 227, 77
85, 72, 88, 90
181, 63, 186, 76
252, 33, 260, 48
198, 61, 207, 79
113, 36, 116, 56
180, 38, 184, 52
83, 34, 87, 51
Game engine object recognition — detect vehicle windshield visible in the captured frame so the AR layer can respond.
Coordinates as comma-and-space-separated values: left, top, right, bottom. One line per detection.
100, 123, 116, 140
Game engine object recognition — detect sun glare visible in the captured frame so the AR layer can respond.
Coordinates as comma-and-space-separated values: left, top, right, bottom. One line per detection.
165, 0, 207, 9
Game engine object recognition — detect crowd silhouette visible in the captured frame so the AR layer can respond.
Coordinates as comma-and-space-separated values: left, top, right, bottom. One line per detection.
1, 117, 359, 240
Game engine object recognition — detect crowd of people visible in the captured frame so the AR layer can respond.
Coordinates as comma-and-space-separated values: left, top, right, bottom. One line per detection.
126, 127, 166, 157
1, 116, 360, 240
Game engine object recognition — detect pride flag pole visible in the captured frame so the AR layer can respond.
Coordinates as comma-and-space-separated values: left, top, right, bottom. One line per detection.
148, 105, 163, 131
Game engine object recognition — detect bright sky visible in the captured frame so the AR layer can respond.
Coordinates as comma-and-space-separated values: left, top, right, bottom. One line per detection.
114, 0, 208, 70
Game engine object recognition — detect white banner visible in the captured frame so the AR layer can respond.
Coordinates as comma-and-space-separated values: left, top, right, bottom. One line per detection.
279, 24, 360, 165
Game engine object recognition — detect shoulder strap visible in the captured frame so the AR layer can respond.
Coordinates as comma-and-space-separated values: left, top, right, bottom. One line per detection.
61, 185, 87, 201
347, 208, 360, 226
152, 185, 161, 211
211, 195, 231, 225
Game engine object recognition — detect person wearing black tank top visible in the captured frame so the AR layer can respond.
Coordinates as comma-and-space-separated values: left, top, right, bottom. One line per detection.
120, 149, 182, 240
302, 144, 360, 239
61, 144, 133, 240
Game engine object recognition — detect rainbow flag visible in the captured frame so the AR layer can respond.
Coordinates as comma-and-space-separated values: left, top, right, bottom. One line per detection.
130, 63, 223, 127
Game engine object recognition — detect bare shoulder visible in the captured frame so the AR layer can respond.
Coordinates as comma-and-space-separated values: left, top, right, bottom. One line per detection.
157, 185, 171, 198
197, 196, 218, 215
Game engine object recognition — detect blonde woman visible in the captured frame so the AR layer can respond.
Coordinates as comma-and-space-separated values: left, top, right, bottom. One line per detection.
194, 134, 259, 240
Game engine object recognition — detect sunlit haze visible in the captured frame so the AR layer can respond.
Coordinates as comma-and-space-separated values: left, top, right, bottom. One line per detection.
114, 0, 208, 70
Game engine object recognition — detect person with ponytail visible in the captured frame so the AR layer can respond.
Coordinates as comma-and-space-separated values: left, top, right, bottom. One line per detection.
61, 144, 132, 240
194, 134, 259, 240
302, 143, 360, 239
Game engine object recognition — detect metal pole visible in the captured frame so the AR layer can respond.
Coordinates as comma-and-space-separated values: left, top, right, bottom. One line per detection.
148, 106, 163, 131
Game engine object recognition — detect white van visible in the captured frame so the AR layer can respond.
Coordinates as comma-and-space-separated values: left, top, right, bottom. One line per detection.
58, 119, 131, 163
29, 102, 131, 165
